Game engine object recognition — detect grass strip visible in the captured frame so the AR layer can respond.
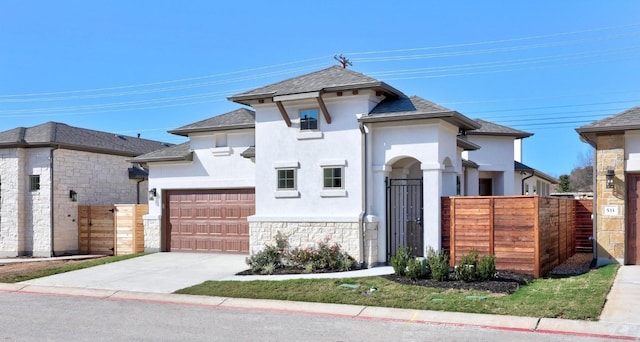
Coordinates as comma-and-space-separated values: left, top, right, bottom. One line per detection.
0, 253, 146, 283
176, 264, 617, 320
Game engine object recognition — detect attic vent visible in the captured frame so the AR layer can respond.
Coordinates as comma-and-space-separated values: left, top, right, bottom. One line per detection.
116, 135, 127, 140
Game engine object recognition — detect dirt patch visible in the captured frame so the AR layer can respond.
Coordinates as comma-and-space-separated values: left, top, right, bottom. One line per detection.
0, 260, 87, 279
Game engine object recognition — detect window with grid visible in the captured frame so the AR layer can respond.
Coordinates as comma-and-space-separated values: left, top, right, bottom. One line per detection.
277, 169, 296, 190
300, 109, 319, 130
323, 167, 343, 189
29, 175, 40, 191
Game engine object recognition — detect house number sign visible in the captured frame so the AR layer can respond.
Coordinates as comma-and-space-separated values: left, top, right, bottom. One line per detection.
603, 206, 619, 216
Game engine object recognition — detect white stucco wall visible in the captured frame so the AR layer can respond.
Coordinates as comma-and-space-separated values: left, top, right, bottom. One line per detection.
463, 135, 516, 195
368, 120, 460, 261
625, 130, 640, 171
146, 129, 256, 218
252, 96, 373, 220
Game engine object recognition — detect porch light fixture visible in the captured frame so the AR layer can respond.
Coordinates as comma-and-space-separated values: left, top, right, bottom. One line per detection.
69, 190, 77, 202
606, 170, 615, 189
149, 188, 157, 199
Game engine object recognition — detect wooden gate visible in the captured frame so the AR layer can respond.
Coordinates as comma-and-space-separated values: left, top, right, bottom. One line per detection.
79, 205, 116, 255
79, 204, 147, 255
386, 178, 423, 259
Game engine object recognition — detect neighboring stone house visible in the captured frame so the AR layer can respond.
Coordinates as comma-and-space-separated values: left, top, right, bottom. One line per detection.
576, 106, 640, 265
133, 66, 558, 266
0, 122, 169, 257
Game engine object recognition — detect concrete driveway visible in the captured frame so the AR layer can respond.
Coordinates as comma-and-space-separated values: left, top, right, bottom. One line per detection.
20, 252, 248, 293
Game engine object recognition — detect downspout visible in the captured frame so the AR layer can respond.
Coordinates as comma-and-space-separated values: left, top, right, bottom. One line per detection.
358, 121, 367, 267
136, 179, 145, 205
49, 145, 59, 257
590, 147, 598, 267
521, 171, 534, 194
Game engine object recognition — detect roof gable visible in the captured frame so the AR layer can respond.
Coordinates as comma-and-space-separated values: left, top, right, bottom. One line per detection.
469, 119, 533, 139
228, 66, 404, 104
0, 122, 170, 156
169, 108, 255, 136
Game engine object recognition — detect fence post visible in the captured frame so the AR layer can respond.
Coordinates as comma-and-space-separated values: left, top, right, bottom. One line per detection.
533, 196, 540, 278
449, 197, 456, 266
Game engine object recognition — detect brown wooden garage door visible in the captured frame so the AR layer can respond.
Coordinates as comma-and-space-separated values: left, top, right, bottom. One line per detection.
165, 189, 254, 253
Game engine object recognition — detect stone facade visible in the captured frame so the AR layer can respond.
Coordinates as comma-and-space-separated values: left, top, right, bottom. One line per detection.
143, 215, 161, 252
0, 147, 148, 257
595, 134, 625, 262
249, 220, 361, 263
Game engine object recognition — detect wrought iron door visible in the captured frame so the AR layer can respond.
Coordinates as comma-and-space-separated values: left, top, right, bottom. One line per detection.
386, 178, 424, 259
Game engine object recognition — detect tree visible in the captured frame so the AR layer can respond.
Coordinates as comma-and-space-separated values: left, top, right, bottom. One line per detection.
568, 150, 593, 192
556, 174, 571, 192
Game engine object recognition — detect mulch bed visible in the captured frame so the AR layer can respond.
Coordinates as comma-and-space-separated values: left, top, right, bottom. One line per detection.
236, 253, 594, 295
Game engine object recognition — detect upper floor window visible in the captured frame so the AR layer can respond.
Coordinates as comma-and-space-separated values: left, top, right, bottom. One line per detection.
323, 167, 343, 189
277, 169, 296, 190
29, 175, 40, 191
300, 109, 319, 130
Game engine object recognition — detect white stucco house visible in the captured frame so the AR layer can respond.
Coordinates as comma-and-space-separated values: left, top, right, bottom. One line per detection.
133, 66, 556, 266
0, 122, 169, 257
461, 119, 557, 196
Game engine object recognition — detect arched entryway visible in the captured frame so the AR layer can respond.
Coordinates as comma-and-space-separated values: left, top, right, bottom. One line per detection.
386, 157, 423, 258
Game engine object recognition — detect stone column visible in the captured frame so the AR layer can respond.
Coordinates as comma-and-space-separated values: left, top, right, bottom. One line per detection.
363, 215, 379, 267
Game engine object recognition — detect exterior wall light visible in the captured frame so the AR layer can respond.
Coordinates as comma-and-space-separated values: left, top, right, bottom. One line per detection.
606, 170, 615, 189
69, 190, 77, 202
149, 188, 157, 199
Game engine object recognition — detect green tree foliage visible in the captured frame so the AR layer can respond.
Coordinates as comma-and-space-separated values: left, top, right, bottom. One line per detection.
556, 174, 571, 192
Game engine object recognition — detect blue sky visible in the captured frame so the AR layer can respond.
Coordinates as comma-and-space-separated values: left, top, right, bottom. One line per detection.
2, 1, 639, 177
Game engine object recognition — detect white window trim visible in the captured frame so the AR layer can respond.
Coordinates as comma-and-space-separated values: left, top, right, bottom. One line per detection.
296, 131, 323, 140
274, 161, 300, 198
322, 166, 345, 190
299, 108, 320, 131
211, 146, 232, 157
320, 189, 347, 197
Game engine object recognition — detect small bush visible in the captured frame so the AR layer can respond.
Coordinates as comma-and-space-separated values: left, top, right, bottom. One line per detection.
390, 246, 412, 276
406, 257, 429, 280
427, 248, 450, 281
477, 254, 496, 280
455, 249, 479, 282
246, 244, 284, 274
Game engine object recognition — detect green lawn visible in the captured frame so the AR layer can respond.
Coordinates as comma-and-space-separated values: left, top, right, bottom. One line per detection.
176, 264, 618, 321
0, 253, 145, 283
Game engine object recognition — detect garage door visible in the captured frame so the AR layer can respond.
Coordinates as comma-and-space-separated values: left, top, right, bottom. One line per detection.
166, 189, 254, 253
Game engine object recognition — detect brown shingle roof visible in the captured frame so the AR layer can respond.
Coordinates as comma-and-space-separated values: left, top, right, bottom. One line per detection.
0, 122, 171, 156
228, 66, 404, 105
468, 119, 533, 138
168, 108, 255, 136
576, 105, 640, 133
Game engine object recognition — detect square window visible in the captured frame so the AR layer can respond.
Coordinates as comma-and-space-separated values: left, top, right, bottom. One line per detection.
323, 167, 343, 189
277, 169, 296, 190
300, 109, 319, 130
29, 175, 40, 191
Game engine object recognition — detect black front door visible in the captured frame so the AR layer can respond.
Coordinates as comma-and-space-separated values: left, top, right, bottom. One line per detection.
386, 178, 424, 259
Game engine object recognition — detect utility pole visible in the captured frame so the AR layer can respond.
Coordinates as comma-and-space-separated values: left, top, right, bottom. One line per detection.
334, 54, 352, 69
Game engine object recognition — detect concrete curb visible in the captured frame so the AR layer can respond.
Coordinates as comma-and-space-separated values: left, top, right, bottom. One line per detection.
2, 285, 639, 340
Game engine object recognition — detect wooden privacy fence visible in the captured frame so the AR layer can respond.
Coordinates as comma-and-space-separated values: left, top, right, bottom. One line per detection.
78, 204, 147, 256
441, 196, 593, 277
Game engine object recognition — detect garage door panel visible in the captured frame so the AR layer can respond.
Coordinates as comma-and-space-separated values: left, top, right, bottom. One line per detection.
167, 189, 253, 254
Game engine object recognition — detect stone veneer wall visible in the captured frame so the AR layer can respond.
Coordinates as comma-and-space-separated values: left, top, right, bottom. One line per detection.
53, 149, 146, 255
595, 134, 625, 262
143, 215, 161, 252
0, 148, 25, 257
249, 221, 361, 263
24, 148, 53, 256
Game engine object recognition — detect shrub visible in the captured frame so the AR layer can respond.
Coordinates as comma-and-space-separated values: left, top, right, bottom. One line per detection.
427, 248, 450, 281
477, 254, 497, 280
390, 246, 412, 276
252, 234, 356, 274
406, 257, 429, 280
245, 232, 289, 274
455, 249, 479, 282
